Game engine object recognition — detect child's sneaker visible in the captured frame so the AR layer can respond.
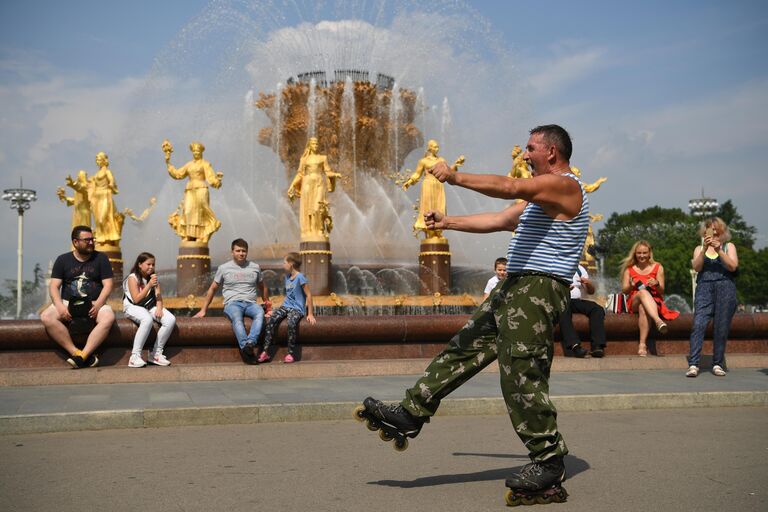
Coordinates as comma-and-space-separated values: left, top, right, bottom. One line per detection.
283, 354, 295, 364
686, 365, 699, 378
257, 352, 270, 363
128, 354, 147, 368
147, 352, 171, 366
712, 365, 726, 376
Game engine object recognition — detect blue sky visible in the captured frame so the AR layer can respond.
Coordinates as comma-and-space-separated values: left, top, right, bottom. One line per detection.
1, 0, 767, 284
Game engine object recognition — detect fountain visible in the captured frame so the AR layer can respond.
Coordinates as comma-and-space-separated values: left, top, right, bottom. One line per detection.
37, 0, 530, 313
114, 1, 520, 279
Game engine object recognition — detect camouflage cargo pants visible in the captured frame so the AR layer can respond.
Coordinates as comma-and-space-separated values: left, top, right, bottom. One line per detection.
401, 273, 570, 462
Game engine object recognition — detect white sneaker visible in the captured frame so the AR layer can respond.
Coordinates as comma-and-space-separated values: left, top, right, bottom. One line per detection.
686, 365, 699, 378
147, 352, 171, 366
712, 365, 726, 376
128, 354, 146, 368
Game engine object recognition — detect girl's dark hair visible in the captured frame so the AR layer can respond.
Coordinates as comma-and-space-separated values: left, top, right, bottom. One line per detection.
130, 252, 156, 280
285, 252, 302, 270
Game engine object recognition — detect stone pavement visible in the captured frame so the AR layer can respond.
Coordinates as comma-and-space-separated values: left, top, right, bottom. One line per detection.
2, 408, 766, 512
1, 367, 766, 434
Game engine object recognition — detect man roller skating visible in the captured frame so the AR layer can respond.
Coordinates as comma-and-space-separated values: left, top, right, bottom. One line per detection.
354, 125, 589, 506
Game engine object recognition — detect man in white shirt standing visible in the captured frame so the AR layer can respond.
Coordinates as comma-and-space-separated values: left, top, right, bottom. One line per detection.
559, 264, 606, 358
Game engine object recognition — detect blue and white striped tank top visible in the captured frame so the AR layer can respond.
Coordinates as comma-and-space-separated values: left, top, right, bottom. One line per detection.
505, 172, 590, 281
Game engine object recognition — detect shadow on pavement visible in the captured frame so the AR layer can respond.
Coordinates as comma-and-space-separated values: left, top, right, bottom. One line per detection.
368, 455, 589, 488
452, 452, 528, 459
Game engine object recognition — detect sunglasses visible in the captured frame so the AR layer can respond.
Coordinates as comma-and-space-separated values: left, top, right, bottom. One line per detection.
75, 237, 95, 243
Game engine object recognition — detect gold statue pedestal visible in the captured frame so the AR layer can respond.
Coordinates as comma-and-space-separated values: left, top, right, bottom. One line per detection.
176, 241, 211, 297
418, 237, 451, 295
300, 241, 332, 296
97, 243, 124, 298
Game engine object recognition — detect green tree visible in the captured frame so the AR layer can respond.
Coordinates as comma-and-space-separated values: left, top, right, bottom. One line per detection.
715, 200, 756, 249
733, 246, 768, 306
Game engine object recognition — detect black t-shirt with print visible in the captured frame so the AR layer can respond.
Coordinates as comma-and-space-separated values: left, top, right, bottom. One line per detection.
51, 251, 114, 301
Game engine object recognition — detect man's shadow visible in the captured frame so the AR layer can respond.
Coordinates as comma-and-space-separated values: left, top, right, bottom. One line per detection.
368, 453, 589, 488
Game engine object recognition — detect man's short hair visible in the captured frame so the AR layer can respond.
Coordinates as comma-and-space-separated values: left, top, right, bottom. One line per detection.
71, 225, 92, 240
494, 257, 508, 268
530, 124, 572, 161
231, 238, 248, 251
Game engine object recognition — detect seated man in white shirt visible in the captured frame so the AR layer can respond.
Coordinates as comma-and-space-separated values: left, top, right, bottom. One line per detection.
482, 257, 507, 301
559, 264, 606, 358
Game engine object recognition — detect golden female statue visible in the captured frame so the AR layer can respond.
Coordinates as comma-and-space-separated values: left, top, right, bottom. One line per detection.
90, 152, 125, 249
57, 170, 92, 229
163, 140, 223, 244
403, 139, 464, 240
287, 137, 342, 242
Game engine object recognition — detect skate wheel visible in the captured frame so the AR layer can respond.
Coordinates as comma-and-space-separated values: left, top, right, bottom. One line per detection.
378, 429, 393, 442
504, 490, 520, 507
352, 405, 366, 422
393, 438, 408, 452
365, 419, 378, 431
520, 497, 536, 506
535, 496, 549, 505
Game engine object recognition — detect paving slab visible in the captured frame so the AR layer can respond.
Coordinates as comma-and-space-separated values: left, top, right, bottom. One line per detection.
0, 368, 766, 434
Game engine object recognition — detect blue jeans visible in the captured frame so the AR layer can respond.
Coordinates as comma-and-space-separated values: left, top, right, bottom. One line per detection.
223, 301, 264, 349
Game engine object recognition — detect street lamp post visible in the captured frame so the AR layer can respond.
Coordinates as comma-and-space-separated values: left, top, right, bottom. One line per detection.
3, 181, 37, 318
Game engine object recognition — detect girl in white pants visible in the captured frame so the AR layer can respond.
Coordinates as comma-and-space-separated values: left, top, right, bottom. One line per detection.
123, 252, 176, 367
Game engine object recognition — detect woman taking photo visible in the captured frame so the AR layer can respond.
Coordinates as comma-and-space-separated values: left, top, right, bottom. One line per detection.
621, 241, 679, 356
686, 218, 739, 377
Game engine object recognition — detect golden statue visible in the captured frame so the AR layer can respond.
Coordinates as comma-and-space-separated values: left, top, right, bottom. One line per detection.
403, 139, 464, 240
123, 197, 158, 223
287, 137, 342, 242
507, 145, 532, 180
583, 213, 604, 264
163, 140, 223, 244
90, 152, 125, 250
57, 170, 92, 228
570, 166, 607, 193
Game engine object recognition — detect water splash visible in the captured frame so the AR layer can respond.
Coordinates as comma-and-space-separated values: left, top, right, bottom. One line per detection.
340, 75, 357, 201
307, 77, 318, 137
440, 96, 452, 149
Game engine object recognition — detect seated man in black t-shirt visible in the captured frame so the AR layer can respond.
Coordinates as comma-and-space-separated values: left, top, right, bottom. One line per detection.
40, 225, 115, 368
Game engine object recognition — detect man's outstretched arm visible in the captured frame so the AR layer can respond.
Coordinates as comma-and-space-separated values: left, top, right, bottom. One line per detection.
429, 162, 581, 218
425, 202, 525, 234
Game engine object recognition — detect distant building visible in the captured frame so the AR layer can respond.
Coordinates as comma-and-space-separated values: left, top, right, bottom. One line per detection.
688, 189, 719, 218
